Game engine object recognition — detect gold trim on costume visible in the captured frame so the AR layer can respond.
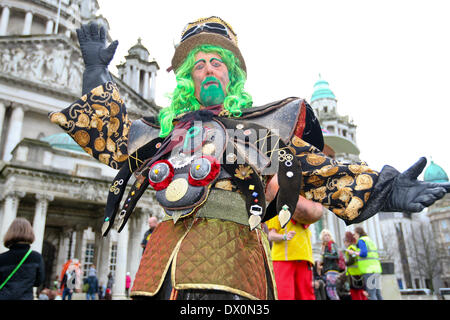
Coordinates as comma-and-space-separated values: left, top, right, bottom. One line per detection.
131, 218, 195, 298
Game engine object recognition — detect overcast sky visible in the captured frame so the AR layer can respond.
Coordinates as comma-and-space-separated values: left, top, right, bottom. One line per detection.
97, 0, 449, 177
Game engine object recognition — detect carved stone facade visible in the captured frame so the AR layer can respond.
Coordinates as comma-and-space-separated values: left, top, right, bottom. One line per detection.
0, 0, 161, 299
0, 36, 84, 95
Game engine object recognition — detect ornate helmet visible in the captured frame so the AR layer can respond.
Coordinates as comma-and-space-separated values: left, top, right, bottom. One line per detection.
171, 16, 246, 73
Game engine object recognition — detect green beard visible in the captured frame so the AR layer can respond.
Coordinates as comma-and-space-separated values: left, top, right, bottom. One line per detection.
199, 76, 225, 106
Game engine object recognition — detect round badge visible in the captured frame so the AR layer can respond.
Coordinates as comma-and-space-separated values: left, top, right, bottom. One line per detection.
226, 153, 237, 163
165, 178, 189, 202
189, 157, 212, 180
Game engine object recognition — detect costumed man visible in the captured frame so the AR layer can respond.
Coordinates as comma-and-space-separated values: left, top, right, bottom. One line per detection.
49, 17, 450, 300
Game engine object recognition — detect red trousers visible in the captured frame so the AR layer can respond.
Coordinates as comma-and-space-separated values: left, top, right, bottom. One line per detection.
273, 260, 315, 300
350, 288, 368, 300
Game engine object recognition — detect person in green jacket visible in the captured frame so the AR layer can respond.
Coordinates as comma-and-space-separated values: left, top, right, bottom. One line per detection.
347, 227, 382, 300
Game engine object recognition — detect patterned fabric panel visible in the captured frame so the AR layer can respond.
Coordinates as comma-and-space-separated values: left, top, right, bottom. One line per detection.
289, 135, 380, 221
49, 82, 131, 169
131, 219, 191, 296
173, 219, 269, 300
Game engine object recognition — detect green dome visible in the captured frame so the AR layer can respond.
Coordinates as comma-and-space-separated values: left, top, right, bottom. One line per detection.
424, 160, 448, 183
41, 133, 84, 153
311, 75, 336, 102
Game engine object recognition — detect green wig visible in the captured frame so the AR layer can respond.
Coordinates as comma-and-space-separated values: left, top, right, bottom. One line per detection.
158, 44, 252, 138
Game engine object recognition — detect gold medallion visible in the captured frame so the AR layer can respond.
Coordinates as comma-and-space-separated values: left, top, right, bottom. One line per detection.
76, 113, 90, 128
291, 135, 309, 147
165, 178, 189, 202
50, 112, 67, 126
94, 137, 106, 151
73, 130, 90, 147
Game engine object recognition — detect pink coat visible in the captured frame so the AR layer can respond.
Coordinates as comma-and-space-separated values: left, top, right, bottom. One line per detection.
125, 275, 131, 289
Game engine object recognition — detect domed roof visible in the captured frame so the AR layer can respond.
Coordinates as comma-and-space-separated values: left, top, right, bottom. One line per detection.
424, 160, 448, 183
41, 133, 84, 153
128, 38, 150, 61
311, 74, 336, 102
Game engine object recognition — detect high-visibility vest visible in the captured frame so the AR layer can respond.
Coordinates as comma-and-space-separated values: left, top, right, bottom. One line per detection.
345, 244, 363, 276
357, 236, 382, 274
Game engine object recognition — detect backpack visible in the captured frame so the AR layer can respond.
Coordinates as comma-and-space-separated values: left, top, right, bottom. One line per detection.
338, 251, 346, 272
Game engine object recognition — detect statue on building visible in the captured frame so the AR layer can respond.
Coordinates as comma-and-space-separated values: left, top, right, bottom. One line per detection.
49, 18, 450, 300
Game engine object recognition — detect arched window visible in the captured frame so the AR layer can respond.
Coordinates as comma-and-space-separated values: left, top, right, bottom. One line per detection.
326, 126, 335, 134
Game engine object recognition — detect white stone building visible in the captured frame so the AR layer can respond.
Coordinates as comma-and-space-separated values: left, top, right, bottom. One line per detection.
378, 160, 450, 292
0, 0, 161, 299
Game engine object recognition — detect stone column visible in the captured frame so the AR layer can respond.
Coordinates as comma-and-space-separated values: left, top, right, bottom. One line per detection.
0, 191, 26, 253
22, 11, 33, 35
127, 210, 146, 281
125, 65, 131, 86
112, 222, 129, 299
133, 66, 140, 92
0, 100, 6, 144
149, 71, 156, 101
0, 6, 10, 36
374, 214, 384, 251
326, 210, 336, 239
96, 235, 111, 288
142, 71, 149, 100
74, 226, 85, 261
367, 217, 377, 245
55, 230, 70, 278
3, 105, 25, 161
45, 19, 54, 34
32, 194, 54, 253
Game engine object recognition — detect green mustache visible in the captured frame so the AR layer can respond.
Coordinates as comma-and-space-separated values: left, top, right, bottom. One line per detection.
199, 76, 225, 107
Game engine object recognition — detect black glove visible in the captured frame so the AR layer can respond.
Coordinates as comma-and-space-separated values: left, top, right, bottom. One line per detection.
385, 157, 450, 213
76, 23, 119, 95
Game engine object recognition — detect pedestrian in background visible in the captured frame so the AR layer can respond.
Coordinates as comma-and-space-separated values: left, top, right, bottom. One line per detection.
61, 270, 73, 300
348, 227, 383, 300
105, 272, 114, 300
125, 272, 131, 298
98, 282, 105, 300
313, 261, 327, 300
86, 264, 98, 300
0, 218, 45, 300
344, 231, 367, 300
38, 288, 50, 300
267, 216, 315, 300
320, 229, 340, 300
141, 217, 159, 253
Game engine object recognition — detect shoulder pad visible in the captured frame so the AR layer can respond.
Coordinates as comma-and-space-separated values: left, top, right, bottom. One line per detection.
237, 98, 303, 144
235, 98, 324, 151
127, 118, 161, 155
